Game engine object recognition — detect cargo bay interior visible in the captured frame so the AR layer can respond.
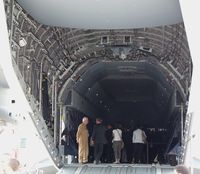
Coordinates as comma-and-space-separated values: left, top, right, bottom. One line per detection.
2, 0, 192, 169
60, 59, 189, 164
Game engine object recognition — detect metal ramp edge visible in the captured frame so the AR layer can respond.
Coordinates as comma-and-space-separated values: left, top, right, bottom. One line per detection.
58, 164, 175, 174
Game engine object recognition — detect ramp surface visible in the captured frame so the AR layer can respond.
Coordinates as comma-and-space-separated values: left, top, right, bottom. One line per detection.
58, 164, 175, 174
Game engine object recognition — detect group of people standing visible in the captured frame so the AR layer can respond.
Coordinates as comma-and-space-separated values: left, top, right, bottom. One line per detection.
76, 116, 147, 164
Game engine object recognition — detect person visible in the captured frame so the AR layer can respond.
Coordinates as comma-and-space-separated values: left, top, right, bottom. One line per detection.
102, 124, 114, 163
76, 117, 89, 164
123, 127, 133, 163
91, 118, 107, 164
61, 128, 78, 163
112, 123, 123, 164
175, 165, 189, 174
132, 125, 147, 164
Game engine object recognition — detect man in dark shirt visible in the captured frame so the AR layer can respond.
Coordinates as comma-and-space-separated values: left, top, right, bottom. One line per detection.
91, 118, 107, 164
103, 124, 113, 163
123, 127, 133, 163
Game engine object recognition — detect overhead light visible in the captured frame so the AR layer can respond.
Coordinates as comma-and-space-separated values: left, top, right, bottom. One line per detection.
139, 46, 152, 53
19, 37, 27, 47
137, 36, 145, 39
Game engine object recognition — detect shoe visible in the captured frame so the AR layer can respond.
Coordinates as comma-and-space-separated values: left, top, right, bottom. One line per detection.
95, 161, 100, 165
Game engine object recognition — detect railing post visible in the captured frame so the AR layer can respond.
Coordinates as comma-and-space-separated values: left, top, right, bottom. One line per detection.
52, 75, 61, 146
39, 57, 44, 111
180, 103, 184, 146
54, 78, 58, 145
59, 104, 64, 145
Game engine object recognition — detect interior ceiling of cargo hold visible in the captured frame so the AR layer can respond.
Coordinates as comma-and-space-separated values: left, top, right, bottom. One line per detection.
64, 60, 180, 128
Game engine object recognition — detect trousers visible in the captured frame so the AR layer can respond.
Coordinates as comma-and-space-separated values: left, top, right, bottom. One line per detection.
94, 143, 104, 163
113, 141, 122, 161
78, 139, 89, 163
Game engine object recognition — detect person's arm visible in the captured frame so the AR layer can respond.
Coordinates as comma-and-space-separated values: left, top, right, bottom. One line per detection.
61, 128, 66, 137
142, 130, 147, 143
112, 130, 115, 141
120, 129, 123, 139
90, 126, 96, 145
143, 131, 147, 138
91, 125, 96, 141
76, 125, 81, 143
132, 131, 135, 143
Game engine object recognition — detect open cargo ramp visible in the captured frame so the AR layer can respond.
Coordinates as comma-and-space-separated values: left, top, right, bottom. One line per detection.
58, 164, 175, 174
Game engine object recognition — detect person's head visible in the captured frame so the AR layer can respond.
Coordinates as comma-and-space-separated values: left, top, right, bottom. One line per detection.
135, 124, 142, 130
175, 165, 189, 174
82, 116, 89, 125
107, 124, 112, 129
114, 123, 121, 129
96, 118, 103, 124
9, 159, 20, 171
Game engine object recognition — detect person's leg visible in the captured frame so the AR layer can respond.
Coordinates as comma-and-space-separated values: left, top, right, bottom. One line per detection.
116, 141, 122, 163
118, 141, 122, 163
94, 143, 98, 162
134, 143, 139, 163
78, 142, 83, 163
112, 142, 118, 162
82, 140, 89, 163
132, 143, 135, 163
105, 143, 113, 163
127, 143, 132, 163
101, 144, 109, 163
102, 144, 107, 163
132, 143, 136, 163
137, 143, 144, 164
108, 144, 114, 163
96, 143, 104, 163
141, 144, 146, 163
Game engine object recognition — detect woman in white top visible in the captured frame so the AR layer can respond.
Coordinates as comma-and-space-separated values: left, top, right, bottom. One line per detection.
112, 123, 123, 164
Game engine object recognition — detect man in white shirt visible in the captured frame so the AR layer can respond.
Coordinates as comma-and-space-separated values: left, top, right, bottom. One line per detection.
132, 125, 147, 163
